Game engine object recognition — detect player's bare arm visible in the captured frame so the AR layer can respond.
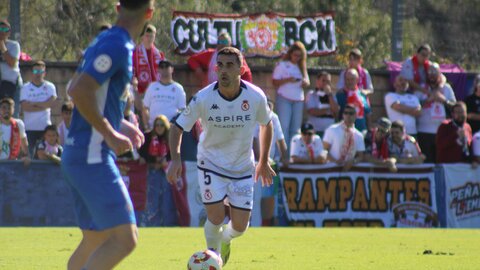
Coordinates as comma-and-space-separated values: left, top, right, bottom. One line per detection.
166, 124, 184, 184
256, 121, 276, 186
68, 73, 133, 155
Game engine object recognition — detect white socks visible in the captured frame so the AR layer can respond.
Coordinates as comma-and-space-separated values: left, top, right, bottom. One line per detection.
204, 219, 223, 252
221, 221, 245, 244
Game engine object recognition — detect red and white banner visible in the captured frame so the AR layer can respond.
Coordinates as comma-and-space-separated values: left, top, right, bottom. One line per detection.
279, 164, 438, 227
442, 164, 480, 228
171, 11, 336, 57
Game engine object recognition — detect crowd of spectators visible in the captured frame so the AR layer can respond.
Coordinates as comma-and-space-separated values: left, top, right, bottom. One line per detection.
2, 16, 480, 226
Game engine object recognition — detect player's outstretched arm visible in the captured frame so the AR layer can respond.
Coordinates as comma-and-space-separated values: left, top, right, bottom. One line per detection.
256, 121, 276, 186
166, 124, 184, 184
68, 73, 132, 155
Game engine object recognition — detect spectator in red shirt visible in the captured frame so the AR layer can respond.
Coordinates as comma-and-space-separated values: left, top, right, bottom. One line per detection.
436, 102, 472, 163
187, 32, 252, 88
133, 24, 165, 95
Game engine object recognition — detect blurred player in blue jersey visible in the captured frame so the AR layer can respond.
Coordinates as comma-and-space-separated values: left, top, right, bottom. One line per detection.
61, 1, 153, 269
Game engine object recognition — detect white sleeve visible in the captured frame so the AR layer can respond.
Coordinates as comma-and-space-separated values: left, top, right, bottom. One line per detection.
142, 86, 152, 108
47, 82, 57, 98
336, 70, 345, 90
444, 84, 457, 102
19, 85, 28, 102
256, 94, 272, 125
272, 114, 284, 141
272, 62, 285, 80
290, 135, 301, 157
384, 93, 397, 111
175, 94, 202, 132
323, 126, 334, 145
474, 134, 480, 157
177, 84, 187, 110
355, 132, 366, 152
17, 119, 27, 139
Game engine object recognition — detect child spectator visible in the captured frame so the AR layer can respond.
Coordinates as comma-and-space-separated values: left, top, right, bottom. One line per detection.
35, 124, 62, 165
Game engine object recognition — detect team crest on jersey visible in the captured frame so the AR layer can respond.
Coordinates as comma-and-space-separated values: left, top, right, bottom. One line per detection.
93, 54, 112, 73
241, 100, 250, 111
204, 189, 213, 200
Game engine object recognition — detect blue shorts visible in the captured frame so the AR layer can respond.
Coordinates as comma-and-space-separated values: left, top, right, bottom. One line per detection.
61, 154, 136, 231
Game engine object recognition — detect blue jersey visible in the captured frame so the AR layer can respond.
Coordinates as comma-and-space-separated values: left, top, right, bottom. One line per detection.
65, 27, 134, 164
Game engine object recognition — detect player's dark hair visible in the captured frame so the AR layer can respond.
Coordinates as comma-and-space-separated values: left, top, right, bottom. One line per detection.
317, 71, 330, 79
217, 47, 243, 66
119, 0, 151, 10
61, 101, 74, 112
33, 60, 46, 68
344, 104, 356, 112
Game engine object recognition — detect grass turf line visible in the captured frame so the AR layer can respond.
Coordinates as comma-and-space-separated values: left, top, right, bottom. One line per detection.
0, 228, 479, 269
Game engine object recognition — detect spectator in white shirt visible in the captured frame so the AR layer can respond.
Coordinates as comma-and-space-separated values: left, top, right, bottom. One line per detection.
385, 75, 421, 136
20, 60, 57, 154
142, 60, 186, 130
323, 104, 365, 171
290, 122, 326, 164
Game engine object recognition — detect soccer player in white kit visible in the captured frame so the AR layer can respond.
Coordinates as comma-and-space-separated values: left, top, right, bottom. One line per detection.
167, 47, 275, 266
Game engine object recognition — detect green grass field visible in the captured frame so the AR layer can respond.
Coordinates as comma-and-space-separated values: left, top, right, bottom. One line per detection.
1, 228, 479, 269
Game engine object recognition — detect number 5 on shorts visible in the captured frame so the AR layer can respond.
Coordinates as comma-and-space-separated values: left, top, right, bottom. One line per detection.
203, 171, 211, 185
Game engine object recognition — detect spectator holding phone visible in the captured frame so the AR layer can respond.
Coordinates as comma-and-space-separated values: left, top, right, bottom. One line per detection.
272, 41, 310, 151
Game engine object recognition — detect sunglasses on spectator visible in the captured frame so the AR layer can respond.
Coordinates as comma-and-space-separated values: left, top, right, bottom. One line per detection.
302, 131, 315, 136
0, 27, 10, 32
343, 111, 356, 116
377, 128, 389, 134
217, 39, 229, 45
33, 69, 45, 75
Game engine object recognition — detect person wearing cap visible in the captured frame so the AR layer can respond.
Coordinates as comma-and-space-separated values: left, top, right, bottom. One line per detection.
465, 74, 480, 134
388, 120, 425, 164
323, 104, 365, 171
0, 19, 22, 109
364, 117, 397, 172
385, 75, 421, 136
305, 71, 339, 137
133, 23, 165, 95
188, 32, 252, 88
414, 62, 456, 163
20, 60, 57, 155
290, 122, 326, 164
400, 43, 432, 92
142, 59, 186, 130
336, 48, 374, 96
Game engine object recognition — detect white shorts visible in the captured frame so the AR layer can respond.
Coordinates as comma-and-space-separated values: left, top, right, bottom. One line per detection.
197, 168, 254, 210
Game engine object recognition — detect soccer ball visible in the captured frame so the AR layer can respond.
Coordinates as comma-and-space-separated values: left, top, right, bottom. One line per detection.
187, 249, 223, 270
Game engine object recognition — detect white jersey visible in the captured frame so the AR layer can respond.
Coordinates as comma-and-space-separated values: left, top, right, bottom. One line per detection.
175, 80, 271, 178
384, 92, 421, 135
323, 122, 365, 161
0, 118, 26, 159
473, 132, 480, 157
290, 133, 324, 160
143, 81, 186, 125
254, 112, 284, 160
20, 81, 57, 131
415, 83, 456, 134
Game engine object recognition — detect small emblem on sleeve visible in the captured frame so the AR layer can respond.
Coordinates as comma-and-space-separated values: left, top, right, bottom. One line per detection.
93, 54, 112, 73
183, 105, 191, 115
242, 100, 250, 111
